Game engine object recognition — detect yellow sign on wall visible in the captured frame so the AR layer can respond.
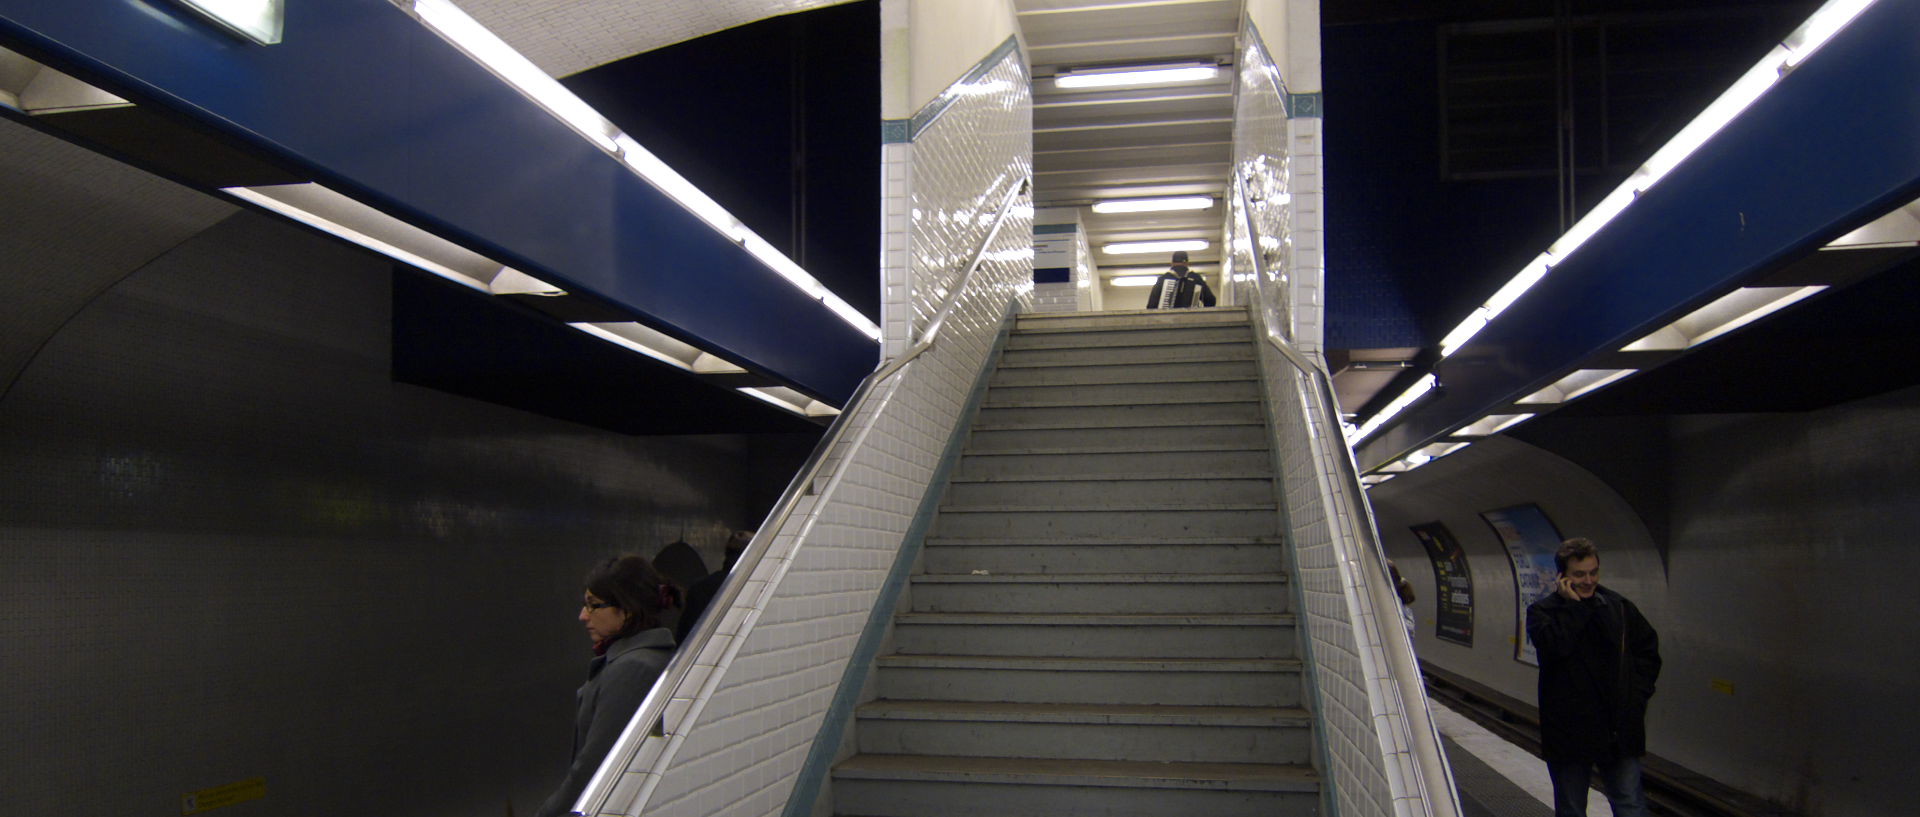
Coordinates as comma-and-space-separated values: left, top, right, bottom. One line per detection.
181, 777, 266, 815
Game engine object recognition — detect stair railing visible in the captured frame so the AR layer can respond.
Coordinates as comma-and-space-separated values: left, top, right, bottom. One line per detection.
1233, 175, 1462, 817
568, 174, 1031, 817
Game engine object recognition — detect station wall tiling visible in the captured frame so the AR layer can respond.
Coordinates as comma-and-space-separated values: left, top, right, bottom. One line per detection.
1235, 18, 1436, 817
0, 115, 766, 817
606, 39, 1031, 817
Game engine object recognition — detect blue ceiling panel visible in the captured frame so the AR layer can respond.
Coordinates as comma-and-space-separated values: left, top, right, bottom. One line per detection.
1359, 0, 1920, 470
0, 0, 876, 403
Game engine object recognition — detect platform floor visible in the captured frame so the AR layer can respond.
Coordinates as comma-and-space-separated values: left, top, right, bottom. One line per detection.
1435, 699, 1615, 817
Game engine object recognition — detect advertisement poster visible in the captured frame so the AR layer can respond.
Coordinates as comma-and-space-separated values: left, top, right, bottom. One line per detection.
1409, 522, 1474, 646
1479, 504, 1565, 666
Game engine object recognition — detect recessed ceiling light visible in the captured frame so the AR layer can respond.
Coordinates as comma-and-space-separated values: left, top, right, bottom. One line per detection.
1102, 240, 1208, 255
1092, 197, 1214, 214
1055, 63, 1218, 89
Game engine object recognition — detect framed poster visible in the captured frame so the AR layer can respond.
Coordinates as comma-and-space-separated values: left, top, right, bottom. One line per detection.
1479, 504, 1565, 666
1409, 522, 1473, 646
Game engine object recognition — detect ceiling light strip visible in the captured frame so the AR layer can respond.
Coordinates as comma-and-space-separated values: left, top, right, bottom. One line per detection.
224, 186, 489, 292
1432, 0, 1877, 361
402, 0, 879, 341
1103, 239, 1209, 255
1347, 373, 1437, 445
1091, 196, 1215, 214
1055, 63, 1218, 89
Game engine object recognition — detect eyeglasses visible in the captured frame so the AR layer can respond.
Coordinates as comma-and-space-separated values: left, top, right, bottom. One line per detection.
582, 599, 614, 612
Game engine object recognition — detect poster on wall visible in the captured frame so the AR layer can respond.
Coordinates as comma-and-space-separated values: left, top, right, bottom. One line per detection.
1409, 522, 1474, 646
1479, 503, 1565, 667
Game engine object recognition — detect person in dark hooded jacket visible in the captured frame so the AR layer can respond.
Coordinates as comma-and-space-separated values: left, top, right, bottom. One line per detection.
1143, 250, 1216, 309
1525, 538, 1661, 817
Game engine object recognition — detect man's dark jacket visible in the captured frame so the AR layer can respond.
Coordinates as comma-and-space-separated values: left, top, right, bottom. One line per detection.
1144, 269, 1216, 309
1524, 585, 1661, 762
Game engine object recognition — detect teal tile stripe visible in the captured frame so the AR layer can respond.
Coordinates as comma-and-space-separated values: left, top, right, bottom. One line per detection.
880, 35, 1024, 144
778, 301, 1020, 817
1242, 19, 1323, 119
1034, 222, 1078, 235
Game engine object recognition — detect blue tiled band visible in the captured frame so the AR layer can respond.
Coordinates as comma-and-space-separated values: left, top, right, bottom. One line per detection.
881, 34, 1024, 144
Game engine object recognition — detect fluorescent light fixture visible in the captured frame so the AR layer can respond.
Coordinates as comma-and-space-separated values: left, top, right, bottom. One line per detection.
1621, 286, 1827, 351
568, 323, 698, 370
1103, 240, 1209, 255
404, 1, 881, 343
411, 0, 617, 151
1438, 309, 1490, 358
1091, 197, 1214, 214
1417, 441, 1468, 459
1348, 373, 1438, 444
738, 387, 841, 418
1546, 185, 1636, 261
1515, 369, 1637, 405
1433, 0, 1874, 363
1783, 0, 1878, 68
1454, 413, 1535, 437
1111, 275, 1159, 287
1361, 474, 1396, 486
1484, 254, 1554, 318
171, 0, 283, 45
489, 267, 565, 295
224, 183, 499, 291
1055, 63, 1218, 89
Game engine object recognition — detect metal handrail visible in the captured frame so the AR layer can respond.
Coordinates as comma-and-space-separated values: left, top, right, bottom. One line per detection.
1235, 175, 1461, 817
569, 174, 1030, 817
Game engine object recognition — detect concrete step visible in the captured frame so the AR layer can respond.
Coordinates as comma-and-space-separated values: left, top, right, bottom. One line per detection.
1014, 307, 1250, 332
990, 358, 1257, 387
931, 504, 1279, 539
831, 754, 1319, 817
1005, 324, 1251, 351
998, 339, 1251, 368
962, 422, 1268, 453
907, 573, 1290, 614
997, 340, 1255, 368
984, 377, 1260, 406
972, 400, 1264, 429
954, 447, 1272, 479
921, 537, 1288, 576
942, 473, 1274, 507
889, 612, 1297, 659
872, 654, 1304, 707
853, 700, 1313, 764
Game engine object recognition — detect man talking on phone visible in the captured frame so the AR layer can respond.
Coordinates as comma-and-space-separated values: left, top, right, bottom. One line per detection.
1525, 538, 1662, 817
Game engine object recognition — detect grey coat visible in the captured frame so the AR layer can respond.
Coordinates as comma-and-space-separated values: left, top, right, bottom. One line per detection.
536, 627, 676, 817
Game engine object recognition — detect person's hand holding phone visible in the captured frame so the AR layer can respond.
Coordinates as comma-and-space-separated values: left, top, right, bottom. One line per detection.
1555, 575, 1581, 601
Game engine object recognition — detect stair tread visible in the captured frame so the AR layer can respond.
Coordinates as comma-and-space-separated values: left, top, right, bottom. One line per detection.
968, 418, 1260, 432
991, 374, 1256, 386
912, 572, 1288, 584
980, 395, 1260, 409
855, 699, 1311, 725
895, 612, 1294, 626
948, 471, 1271, 483
876, 654, 1302, 672
937, 503, 1276, 513
832, 753, 1318, 790
924, 535, 1287, 546
961, 443, 1270, 456
995, 354, 1253, 368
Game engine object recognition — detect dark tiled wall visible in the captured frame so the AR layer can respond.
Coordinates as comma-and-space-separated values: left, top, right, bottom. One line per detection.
0, 117, 765, 817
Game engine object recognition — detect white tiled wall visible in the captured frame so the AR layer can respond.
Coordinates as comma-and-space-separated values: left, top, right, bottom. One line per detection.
592, 41, 1031, 817
1234, 18, 1451, 817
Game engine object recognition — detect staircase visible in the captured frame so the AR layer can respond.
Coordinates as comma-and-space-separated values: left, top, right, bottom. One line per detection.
829, 307, 1320, 817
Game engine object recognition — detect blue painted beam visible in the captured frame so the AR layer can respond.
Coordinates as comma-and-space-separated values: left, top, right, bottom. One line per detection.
0, 0, 876, 403
1358, 0, 1920, 471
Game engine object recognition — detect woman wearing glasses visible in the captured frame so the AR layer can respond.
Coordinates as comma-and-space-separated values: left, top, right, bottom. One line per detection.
536, 555, 681, 817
